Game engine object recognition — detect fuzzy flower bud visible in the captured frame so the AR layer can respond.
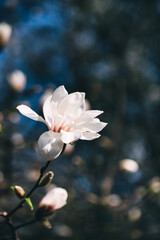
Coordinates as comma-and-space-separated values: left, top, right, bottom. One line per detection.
39, 171, 54, 187
14, 185, 26, 199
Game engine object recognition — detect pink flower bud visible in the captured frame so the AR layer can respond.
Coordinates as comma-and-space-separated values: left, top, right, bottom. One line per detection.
35, 187, 68, 220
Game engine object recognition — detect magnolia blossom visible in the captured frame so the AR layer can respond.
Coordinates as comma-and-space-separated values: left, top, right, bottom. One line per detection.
0, 22, 12, 48
36, 187, 68, 219
17, 86, 107, 160
7, 70, 26, 92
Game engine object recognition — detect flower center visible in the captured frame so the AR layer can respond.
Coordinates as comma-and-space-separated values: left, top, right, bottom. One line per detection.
53, 120, 71, 133
57, 121, 65, 133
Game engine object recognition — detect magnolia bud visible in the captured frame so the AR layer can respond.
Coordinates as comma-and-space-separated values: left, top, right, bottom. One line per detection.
14, 186, 26, 199
35, 206, 51, 220
35, 187, 68, 220
39, 171, 54, 187
41, 218, 52, 229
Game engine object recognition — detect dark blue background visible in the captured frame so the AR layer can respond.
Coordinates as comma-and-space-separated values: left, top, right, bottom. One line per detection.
0, 0, 160, 239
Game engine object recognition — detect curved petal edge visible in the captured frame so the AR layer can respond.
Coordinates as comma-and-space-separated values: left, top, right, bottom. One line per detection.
38, 131, 64, 161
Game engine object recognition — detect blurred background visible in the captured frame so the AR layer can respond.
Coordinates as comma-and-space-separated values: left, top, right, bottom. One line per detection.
0, 0, 160, 239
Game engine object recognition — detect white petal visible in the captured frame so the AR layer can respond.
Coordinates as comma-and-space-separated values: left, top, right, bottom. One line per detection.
50, 188, 68, 210
17, 105, 46, 124
39, 187, 68, 210
83, 110, 103, 119
51, 85, 68, 104
58, 92, 85, 119
75, 110, 104, 125
81, 132, 101, 140
43, 95, 53, 129
78, 118, 107, 132
61, 130, 82, 144
38, 131, 64, 160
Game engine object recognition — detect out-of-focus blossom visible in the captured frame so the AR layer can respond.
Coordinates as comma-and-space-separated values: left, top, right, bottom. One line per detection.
128, 207, 141, 222
101, 194, 122, 208
7, 70, 26, 92
10, 132, 24, 146
63, 143, 75, 155
119, 159, 139, 173
35, 187, 68, 219
149, 177, 160, 193
0, 22, 12, 48
54, 224, 72, 237
17, 86, 107, 160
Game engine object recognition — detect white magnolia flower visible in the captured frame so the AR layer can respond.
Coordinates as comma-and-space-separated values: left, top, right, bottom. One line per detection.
0, 22, 12, 47
17, 86, 107, 160
7, 70, 26, 92
36, 187, 68, 219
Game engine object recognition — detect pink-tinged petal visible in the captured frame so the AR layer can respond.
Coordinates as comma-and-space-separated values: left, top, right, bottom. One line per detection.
51, 85, 68, 104
39, 187, 68, 211
80, 132, 100, 140
79, 118, 107, 132
16, 105, 46, 124
43, 95, 54, 129
38, 131, 64, 160
61, 130, 82, 144
57, 92, 85, 119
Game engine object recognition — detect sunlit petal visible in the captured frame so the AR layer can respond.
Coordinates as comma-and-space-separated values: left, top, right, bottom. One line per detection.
76, 110, 104, 125
51, 85, 68, 104
80, 132, 100, 140
39, 187, 68, 210
38, 131, 64, 160
61, 130, 82, 144
78, 118, 107, 132
58, 92, 85, 119
43, 95, 54, 129
17, 105, 46, 124
83, 110, 103, 119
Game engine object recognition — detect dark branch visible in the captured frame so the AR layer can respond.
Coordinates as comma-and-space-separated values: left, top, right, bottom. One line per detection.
7, 161, 51, 218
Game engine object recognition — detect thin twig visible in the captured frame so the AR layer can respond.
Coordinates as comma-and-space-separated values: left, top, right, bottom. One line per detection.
7, 161, 51, 218
0, 213, 19, 240
14, 219, 37, 230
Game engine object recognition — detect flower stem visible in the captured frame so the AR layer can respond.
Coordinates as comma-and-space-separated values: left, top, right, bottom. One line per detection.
7, 161, 51, 218
14, 219, 37, 230
0, 213, 19, 240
